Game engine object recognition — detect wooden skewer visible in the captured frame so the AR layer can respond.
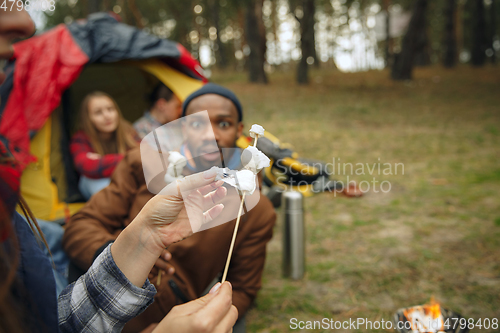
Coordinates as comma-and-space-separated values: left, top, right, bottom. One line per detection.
221, 192, 246, 283
157, 270, 162, 286
222, 131, 261, 283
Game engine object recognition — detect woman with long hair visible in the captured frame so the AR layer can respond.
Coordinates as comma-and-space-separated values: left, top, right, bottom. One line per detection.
70, 91, 139, 199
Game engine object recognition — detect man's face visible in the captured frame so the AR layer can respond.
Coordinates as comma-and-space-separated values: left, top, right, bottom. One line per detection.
0, 9, 36, 85
183, 94, 243, 169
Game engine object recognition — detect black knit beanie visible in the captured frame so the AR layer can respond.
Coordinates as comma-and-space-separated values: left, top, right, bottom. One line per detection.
182, 83, 243, 121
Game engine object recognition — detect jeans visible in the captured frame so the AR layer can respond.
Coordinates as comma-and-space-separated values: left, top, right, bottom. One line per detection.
38, 220, 70, 295
78, 176, 111, 200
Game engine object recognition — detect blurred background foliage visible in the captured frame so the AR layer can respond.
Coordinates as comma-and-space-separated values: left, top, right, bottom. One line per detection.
40, 0, 499, 83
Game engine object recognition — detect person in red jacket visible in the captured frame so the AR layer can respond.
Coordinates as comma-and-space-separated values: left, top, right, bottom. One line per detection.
70, 91, 139, 199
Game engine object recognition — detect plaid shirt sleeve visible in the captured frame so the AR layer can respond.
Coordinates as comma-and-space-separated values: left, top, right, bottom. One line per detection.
70, 131, 124, 179
58, 245, 156, 333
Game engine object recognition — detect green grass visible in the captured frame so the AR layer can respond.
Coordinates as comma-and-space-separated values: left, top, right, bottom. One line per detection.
211, 65, 500, 332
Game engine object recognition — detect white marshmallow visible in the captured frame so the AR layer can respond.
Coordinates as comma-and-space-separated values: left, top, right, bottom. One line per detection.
213, 167, 257, 195
164, 151, 186, 183
241, 146, 271, 174
168, 151, 187, 177
235, 169, 256, 194
249, 124, 265, 138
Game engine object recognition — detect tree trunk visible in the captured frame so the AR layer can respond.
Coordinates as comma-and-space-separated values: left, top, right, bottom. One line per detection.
413, 26, 431, 66
87, 0, 99, 14
443, 0, 457, 67
310, 1, 319, 68
257, 1, 267, 71
170, 4, 190, 48
116, 0, 130, 25
456, 0, 464, 59
238, 8, 246, 71
391, 0, 428, 80
102, 0, 112, 11
297, 0, 316, 84
246, 0, 268, 83
208, 0, 228, 69
273, 1, 281, 67
471, 0, 486, 66
384, 0, 391, 67
128, 0, 144, 29
490, 0, 496, 64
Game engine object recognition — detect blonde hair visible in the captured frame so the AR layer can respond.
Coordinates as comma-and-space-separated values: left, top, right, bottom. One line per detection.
79, 91, 137, 155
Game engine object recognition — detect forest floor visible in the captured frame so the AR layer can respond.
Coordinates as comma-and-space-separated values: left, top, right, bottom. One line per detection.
211, 65, 500, 333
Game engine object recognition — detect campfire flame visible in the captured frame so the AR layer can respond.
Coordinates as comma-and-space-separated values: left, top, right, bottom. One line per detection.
425, 298, 442, 319
402, 297, 445, 333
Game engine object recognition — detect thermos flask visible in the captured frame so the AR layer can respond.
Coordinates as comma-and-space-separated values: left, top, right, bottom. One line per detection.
282, 190, 305, 280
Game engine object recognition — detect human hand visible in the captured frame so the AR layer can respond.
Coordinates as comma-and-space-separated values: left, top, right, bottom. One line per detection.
152, 282, 238, 333
111, 169, 226, 288
136, 168, 227, 256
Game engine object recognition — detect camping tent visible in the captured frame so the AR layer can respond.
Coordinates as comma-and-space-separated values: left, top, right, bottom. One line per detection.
0, 12, 206, 221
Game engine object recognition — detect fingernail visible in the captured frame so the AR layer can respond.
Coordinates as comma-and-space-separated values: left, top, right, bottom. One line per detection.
225, 281, 232, 289
209, 282, 221, 294
204, 168, 217, 179
168, 267, 175, 275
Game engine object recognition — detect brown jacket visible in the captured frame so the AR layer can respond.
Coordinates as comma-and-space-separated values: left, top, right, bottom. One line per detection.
62, 148, 276, 332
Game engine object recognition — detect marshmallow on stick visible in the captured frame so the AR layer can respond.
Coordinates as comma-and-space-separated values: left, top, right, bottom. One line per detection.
249, 124, 265, 146
221, 124, 269, 283
241, 146, 270, 174
214, 124, 270, 193
164, 151, 187, 184
214, 168, 258, 195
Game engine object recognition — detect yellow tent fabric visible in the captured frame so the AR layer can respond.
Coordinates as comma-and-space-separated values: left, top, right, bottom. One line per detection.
127, 59, 204, 102
17, 116, 84, 221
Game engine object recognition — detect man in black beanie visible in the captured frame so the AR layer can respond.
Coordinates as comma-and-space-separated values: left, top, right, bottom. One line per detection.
180, 83, 244, 172
64, 83, 276, 333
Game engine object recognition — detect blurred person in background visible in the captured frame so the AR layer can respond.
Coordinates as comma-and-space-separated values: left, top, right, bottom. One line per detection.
70, 91, 139, 200
0, 8, 237, 333
134, 83, 183, 139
